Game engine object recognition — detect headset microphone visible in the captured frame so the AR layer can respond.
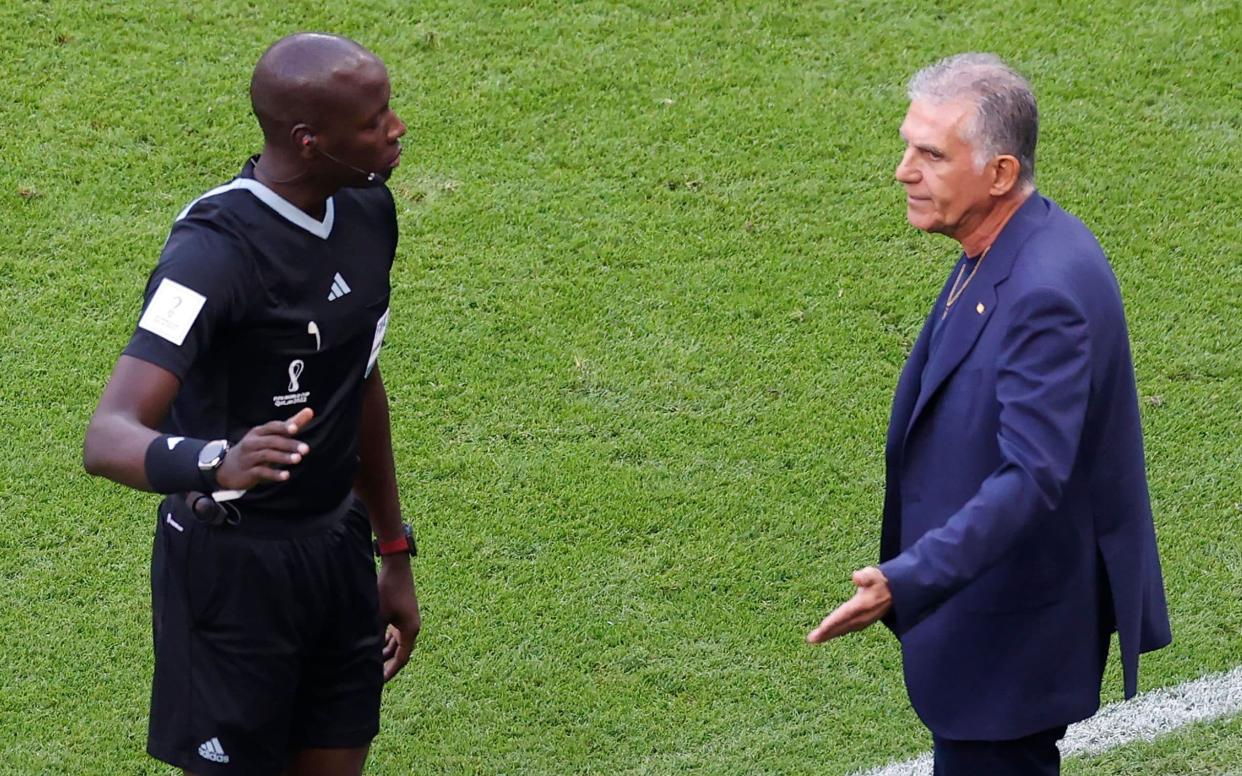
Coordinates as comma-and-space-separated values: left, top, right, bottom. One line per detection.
317, 148, 378, 182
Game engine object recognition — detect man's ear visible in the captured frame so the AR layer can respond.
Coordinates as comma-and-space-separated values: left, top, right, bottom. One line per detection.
291, 124, 316, 160
991, 154, 1022, 196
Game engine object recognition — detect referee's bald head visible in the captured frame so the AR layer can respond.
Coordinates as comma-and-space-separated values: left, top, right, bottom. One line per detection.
250, 33, 385, 143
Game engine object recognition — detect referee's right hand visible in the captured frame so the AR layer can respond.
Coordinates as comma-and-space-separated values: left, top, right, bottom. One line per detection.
216, 408, 314, 491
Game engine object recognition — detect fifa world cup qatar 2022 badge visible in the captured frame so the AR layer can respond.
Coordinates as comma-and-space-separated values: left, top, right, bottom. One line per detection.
273, 359, 311, 407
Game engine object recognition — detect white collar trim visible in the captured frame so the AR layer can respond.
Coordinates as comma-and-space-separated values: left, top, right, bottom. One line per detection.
176, 178, 335, 240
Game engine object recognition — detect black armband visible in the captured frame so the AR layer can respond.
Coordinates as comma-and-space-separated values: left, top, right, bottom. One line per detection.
144, 435, 210, 494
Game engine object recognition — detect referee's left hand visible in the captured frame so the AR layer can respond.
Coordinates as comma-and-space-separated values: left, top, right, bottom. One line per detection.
377, 555, 420, 682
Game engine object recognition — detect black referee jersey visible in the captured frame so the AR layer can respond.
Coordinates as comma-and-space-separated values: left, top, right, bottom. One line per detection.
124, 157, 397, 515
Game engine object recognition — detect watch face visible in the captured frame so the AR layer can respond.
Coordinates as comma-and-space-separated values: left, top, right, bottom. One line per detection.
198, 440, 228, 470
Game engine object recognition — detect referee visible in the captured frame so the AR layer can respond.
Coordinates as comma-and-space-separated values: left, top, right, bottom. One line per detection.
83, 33, 419, 775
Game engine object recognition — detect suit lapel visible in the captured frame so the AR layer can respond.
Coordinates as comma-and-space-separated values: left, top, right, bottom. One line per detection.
902, 194, 1050, 446
886, 278, 944, 460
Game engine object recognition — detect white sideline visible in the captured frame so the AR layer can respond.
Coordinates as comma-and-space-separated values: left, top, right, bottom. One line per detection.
855, 666, 1242, 776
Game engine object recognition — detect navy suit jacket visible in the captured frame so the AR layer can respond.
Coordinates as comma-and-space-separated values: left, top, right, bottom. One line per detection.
877, 193, 1171, 741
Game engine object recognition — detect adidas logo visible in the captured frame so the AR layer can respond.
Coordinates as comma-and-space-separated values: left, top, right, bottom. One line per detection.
198, 737, 230, 764
327, 272, 352, 301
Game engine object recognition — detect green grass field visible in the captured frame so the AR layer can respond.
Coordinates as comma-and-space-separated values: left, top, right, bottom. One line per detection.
1, 1, 1239, 773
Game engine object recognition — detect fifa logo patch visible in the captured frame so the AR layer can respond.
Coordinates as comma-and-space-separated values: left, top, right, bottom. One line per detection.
273, 359, 311, 407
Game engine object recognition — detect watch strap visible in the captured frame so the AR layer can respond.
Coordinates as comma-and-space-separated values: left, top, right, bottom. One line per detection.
374, 523, 417, 557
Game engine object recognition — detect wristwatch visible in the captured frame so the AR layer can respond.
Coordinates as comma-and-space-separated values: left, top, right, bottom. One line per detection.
374, 523, 417, 557
197, 439, 230, 491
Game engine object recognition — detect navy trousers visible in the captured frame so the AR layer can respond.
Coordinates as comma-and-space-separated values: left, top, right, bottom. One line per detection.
932, 725, 1067, 776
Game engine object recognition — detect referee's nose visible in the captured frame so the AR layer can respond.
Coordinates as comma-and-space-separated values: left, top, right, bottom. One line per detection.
388, 112, 407, 143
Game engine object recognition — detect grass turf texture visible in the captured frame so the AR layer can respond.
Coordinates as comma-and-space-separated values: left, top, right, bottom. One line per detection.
1064, 713, 1242, 776
1, 0, 1239, 773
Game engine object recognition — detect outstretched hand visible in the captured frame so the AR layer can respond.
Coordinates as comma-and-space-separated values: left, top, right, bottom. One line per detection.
806, 566, 893, 644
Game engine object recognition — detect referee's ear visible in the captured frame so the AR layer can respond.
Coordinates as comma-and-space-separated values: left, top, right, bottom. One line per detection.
292, 124, 316, 159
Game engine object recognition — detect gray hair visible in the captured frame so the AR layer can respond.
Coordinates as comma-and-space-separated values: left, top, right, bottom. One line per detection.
908, 53, 1038, 186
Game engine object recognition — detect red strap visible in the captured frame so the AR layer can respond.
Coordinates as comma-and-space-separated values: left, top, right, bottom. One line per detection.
376, 535, 410, 556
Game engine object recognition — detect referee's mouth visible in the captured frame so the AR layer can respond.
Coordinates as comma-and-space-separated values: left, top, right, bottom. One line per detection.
385, 145, 403, 170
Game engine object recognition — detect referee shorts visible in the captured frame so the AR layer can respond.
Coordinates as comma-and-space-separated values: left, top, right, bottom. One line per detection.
147, 493, 383, 775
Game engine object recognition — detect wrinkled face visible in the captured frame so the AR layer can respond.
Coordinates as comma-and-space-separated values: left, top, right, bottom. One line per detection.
319, 59, 407, 183
895, 99, 995, 239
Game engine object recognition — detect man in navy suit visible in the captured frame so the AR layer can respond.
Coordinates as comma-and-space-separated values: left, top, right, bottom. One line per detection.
806, 53, 1171, 774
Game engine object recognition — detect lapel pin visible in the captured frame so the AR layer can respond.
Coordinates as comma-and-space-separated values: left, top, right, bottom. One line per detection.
976, 302, 985, 314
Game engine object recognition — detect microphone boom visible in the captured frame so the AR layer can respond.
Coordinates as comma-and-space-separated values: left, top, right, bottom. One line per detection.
319, 149, 378, 182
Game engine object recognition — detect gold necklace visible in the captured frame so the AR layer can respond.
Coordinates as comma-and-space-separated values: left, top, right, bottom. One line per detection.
941, 245, 991, 320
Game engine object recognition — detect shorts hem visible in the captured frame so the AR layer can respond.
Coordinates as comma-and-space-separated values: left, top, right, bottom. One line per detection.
147, 742, 190, 771
291, 724, 380, 751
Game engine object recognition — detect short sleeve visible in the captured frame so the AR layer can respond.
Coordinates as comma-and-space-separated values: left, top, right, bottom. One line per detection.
122, 220, 255, 379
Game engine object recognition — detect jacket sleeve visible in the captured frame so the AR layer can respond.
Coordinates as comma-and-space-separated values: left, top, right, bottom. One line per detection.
879, 284, 1092, 634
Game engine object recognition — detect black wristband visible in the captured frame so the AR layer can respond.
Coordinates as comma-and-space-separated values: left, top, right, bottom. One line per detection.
144, 435, 210, 494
